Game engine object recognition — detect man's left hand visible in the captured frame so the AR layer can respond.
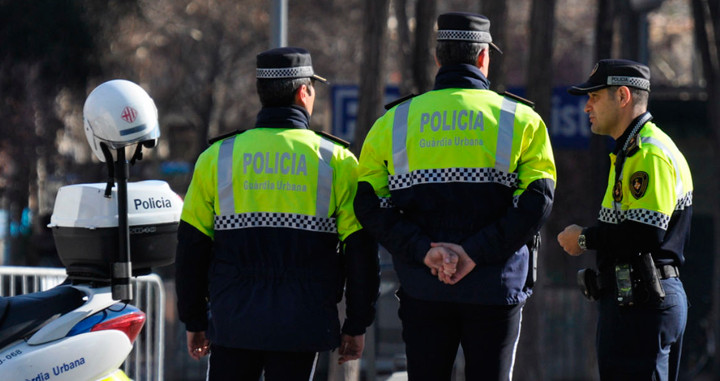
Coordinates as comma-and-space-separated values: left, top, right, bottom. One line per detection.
338, 334, 365, 364
430, 242, 476, 285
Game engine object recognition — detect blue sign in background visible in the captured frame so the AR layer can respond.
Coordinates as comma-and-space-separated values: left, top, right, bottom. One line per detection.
331, 85, 401, 143
509, 87, 592, 149
332, 85, 591, 149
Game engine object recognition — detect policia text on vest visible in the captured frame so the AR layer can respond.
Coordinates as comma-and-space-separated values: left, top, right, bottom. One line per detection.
242, 151, 309, 192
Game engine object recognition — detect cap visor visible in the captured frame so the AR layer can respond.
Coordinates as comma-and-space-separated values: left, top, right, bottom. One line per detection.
490, 42, 503, 55
567, 82, 606, 95
312, 74, 329, 84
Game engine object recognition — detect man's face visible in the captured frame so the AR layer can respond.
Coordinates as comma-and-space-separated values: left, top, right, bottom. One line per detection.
584, 87, 620, 137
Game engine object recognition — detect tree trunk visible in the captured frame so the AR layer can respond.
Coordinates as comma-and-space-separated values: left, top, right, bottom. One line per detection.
595, 0, 616, 60
352, 0, 390, 155
412, 0, 437, 94
691, 0, 720, 374
480, 0, 508, 92
393, 0, 414, 95
617, 0, 642, 61
591, 0, 616, 220
343, 5, 390, 377
515, 2, 556, 380
526, 0, 556, 121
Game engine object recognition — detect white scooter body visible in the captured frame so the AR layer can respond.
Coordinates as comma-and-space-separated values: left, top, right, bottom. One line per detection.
1, 330, 131, 381
0, 177, 181, 380
0, 286, 133, 381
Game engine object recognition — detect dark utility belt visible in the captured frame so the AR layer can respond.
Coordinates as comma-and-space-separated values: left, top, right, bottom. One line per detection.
578, 254, 679, 306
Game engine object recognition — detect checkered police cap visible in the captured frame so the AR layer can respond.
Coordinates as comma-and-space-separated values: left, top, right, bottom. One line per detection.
437, 12, 502, 54
256, 47, 328, 84
568, 59, 651, 95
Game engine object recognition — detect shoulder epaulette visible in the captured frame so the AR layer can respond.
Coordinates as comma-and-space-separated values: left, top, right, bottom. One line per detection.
314, 130, 350, 148
384, 93, 417, 110
208, 129, 246, 145
502, 91, 535, 109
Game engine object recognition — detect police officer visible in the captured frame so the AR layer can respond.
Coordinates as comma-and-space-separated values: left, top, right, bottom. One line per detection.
354, 12, 557, 381
557, 59, 691, 380
175, 47, 380, 380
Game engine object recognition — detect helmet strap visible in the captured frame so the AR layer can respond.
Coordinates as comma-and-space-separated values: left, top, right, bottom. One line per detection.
130, 143, 144, 166
100, 142, 115, 198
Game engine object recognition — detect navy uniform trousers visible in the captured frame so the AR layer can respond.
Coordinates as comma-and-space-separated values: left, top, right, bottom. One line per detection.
208, 344, 318, 381
596, 277, 687, 381
397, 289, 524, 381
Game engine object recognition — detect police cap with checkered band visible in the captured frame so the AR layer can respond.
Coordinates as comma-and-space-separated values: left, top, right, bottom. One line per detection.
256, 47, 328, 84
436, 12, 502, 54
568, 59, 651, 95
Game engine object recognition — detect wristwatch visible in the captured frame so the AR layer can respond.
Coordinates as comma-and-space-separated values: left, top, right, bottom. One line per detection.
577, 231, 587, 250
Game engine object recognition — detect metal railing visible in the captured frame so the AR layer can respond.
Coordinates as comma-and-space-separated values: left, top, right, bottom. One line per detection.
0, 266, 165, 381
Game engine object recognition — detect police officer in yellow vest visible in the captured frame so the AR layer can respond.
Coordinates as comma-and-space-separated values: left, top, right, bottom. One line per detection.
558, 59, 691, 380
354, 12, 556, 380
175, 47, 380, 380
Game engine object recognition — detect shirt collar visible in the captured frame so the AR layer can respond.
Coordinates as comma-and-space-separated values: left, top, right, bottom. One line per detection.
255, 105, 310, 129
613, 111, 652, 155
433, 64, 491, 91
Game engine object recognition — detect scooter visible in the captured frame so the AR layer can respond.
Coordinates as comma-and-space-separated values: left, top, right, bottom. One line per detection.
0, 180, 182, 381
0, 284, 145, 381
0, 79, 182, 380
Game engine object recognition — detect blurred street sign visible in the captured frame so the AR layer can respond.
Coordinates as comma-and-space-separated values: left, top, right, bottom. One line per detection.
160, 161, 191, 175
510, 87, 592, 149
331, 85, 401, 144
548, 87, 592, 149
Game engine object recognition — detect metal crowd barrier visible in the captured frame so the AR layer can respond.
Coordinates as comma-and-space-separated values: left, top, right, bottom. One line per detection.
0, 266, 165, 381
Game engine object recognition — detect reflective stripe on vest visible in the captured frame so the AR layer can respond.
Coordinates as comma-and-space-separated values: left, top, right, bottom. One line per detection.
316, 138, 335, 218
217, 136, 237, 215
388, 96, 519, 191
496, 98, 517, 173
214, 135, 337, 233
392, 101, 412, 176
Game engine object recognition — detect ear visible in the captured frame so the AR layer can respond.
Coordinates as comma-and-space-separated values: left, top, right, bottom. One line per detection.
476, 49, 490, 76
294, 84, 310, 105
617, 86, 632, 107
476, 50, 485, 68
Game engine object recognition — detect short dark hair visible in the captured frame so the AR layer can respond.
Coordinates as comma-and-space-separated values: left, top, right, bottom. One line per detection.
436, 41, 488, 66
256, 77, 313, 107
607, 85, 649, 108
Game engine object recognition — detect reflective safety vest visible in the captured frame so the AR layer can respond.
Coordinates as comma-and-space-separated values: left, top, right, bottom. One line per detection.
360, 88, 556, 206
182, 128, 361, 241
600, 121, 693, 231
357, 88, 556, 304
179, 127, 362, 351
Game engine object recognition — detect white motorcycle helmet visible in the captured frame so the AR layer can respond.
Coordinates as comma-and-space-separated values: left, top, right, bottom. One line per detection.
83, 79, 160, 162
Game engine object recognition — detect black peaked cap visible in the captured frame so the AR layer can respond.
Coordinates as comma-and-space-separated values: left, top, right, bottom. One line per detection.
437, 12, 502, 54
568, 59, 650, 95
256, 47, 328, 84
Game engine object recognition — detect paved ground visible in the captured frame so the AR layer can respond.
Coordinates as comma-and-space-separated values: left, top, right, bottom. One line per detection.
378, 371, 408, 381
